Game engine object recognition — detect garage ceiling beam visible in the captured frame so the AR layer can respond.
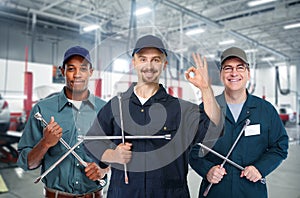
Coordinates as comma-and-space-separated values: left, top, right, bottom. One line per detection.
39, 0, 65, 12
29, 9, 90, 26
160, 0, 289, 60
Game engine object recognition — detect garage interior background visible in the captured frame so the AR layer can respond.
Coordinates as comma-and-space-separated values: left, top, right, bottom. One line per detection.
0, 0, 300, 124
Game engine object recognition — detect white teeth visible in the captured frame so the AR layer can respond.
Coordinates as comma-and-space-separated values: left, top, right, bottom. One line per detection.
145, 72, 154, 77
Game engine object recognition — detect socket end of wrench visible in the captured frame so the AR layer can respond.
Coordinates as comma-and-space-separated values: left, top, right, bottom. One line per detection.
34, 112, 42, 120
34, 176, 41, 184
165, 134, 171, 140
125, 176, 129, 184
99, 179, 106, 187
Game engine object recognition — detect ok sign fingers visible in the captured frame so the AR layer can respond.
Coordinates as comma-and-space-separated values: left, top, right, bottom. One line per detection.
185, 53, 210, 90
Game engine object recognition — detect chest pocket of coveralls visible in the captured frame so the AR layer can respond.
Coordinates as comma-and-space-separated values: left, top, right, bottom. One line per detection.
154, 122, 178, 148
243, 123, 267, 162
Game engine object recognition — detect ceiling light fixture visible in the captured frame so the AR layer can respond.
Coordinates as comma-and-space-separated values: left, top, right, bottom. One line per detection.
275, 62, 287, 66
135, 7, 151, 16
185, 28, 205, 36
83, 24, 100, 32
245, 49, 258, 53
174, 47, 188, 53
261, 56, 275, 61
283, 23, 300, 30
218, 39, 235, 45
247, 0, 277, 7
204, 54, 216, 59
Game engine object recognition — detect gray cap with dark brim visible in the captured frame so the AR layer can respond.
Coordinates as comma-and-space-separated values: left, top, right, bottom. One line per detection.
220, 47, 249, 65
132, 35, 167, 56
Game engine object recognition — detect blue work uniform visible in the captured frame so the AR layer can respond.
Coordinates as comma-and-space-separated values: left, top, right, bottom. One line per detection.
84, 83, 223, 198
17, 88, 106, 194
189, 91, 289, 198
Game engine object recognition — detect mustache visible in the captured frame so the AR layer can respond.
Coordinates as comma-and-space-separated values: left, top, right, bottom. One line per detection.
141, 68, 158, 73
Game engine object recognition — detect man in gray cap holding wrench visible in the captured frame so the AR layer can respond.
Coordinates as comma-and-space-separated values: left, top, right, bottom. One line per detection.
188, 47, 289, 198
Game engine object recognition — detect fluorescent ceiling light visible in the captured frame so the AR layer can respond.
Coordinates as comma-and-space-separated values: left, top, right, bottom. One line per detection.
205, 54, 216, 59
275, 62, 287, 66
247, 0, 277, 7
135, 7, 151, 16
83, 24, 100, 32
261, 56, 275, 61
174, 47, 188, 53
218, 39, 235, 45
283, 23, 300, 30
245, 49, 258, 53
185, 28, 205, 36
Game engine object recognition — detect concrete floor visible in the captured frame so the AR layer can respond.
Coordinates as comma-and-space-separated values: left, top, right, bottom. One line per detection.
0, 125, 299, 198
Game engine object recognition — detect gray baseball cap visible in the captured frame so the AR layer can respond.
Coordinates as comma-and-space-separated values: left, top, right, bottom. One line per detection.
220, 47, 249, 65
132, 35, 167, 56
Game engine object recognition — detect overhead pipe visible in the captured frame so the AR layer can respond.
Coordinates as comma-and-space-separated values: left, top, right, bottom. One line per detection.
2, 1, 88, 26
161, 0, 223, 29
29, 9, 90, 27
228, 30, 288, 60
126, 0, 137, 87
0, 10, 78, 33
94, 28, 102, 97
3, 27, 10, 96
247, 51, 257, 94
275, 66, 290, 95
31, 13, 36, 62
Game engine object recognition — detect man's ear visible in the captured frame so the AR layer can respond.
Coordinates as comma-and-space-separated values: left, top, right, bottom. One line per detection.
247, 68, 251, 80
132, 58, 136, 69
59, 66, 65, 77
89, 68, 94, 76
163, 60, 168, 70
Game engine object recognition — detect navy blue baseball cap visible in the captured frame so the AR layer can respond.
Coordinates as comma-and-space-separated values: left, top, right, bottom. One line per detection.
132, 35, 167, 56
62, 46, 92, 67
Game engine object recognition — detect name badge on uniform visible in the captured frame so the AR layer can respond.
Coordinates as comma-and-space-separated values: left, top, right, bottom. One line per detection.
245, 124, 260, 136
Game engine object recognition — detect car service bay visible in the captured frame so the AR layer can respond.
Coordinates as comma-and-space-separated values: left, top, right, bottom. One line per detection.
0, 1, 300, 197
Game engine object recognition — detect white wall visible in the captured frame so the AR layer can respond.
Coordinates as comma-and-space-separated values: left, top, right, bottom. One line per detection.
254, 65, 297, 109
0, 58, 298, 113
0, 59, 64, 112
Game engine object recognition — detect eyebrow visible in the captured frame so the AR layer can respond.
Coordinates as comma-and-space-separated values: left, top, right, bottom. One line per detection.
223, 63, 246, 67
66, 63, 89, 67
137, 54, 162, 58
64, 65, 90, 70
137, 55, 164, 61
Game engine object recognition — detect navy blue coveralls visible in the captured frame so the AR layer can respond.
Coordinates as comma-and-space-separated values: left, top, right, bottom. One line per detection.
189, 92, 288, 198
84, 83, 222, 198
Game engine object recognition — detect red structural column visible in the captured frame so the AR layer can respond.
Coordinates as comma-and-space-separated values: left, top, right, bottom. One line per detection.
168, 86, 182, 98
24, 72, 33, 119
95, 78, 102, 97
